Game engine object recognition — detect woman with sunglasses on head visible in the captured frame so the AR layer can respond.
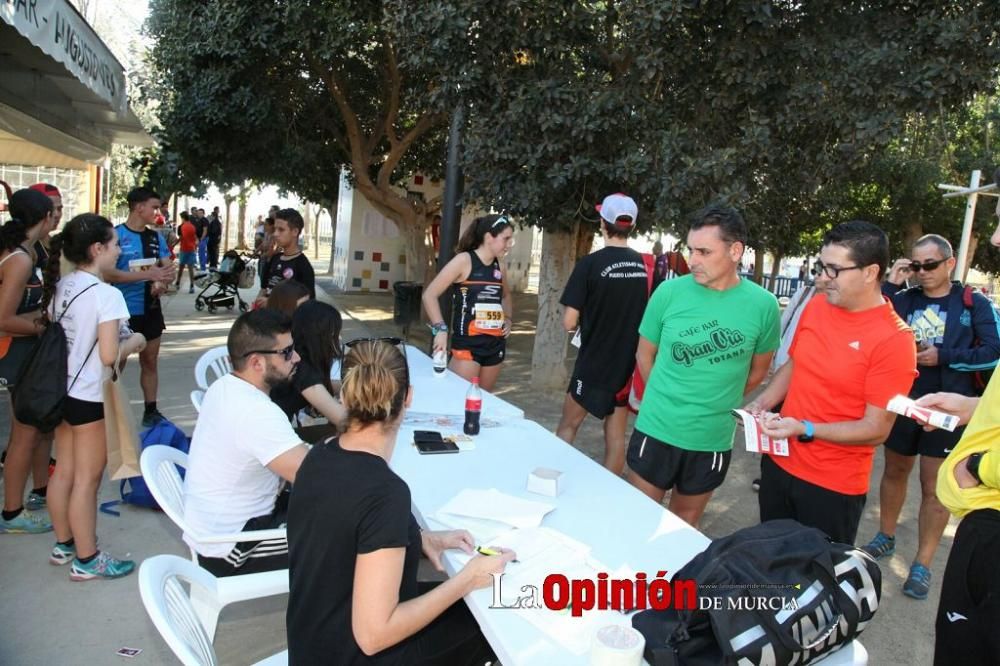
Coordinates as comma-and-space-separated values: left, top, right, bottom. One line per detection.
422, 214, 515, 391
286, 339, 513, 665
41, 214, 147, 579
270, 299, 347, 428
0, 188, 59, 535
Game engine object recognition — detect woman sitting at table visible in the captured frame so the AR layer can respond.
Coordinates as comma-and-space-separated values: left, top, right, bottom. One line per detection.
270, 299, 347, 428
286, 339, 513, 665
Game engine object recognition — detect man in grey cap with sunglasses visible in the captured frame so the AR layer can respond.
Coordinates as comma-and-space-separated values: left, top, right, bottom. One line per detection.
860, 234, 1000, 600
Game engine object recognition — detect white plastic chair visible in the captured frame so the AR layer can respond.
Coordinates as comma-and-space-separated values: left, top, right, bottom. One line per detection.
194, 346, 232, 390
139, 445, 288, 638
138, 555, 288, 666
190, 389, 204, 413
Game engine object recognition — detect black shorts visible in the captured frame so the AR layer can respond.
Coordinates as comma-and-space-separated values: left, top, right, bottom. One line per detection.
626, 428, 731, 494
935, 509, 1000, 665
451, 336, 505, 367
198, 488, 289, 578
758, 455, 866, 545
885, 414, 966, 458
0, 336, 38, 389
567, 374, 626, 419
64, 397, 104, 426
129, 307, 166, 342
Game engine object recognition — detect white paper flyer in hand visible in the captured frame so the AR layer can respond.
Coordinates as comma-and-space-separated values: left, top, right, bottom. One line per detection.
887, 395, 959, 432
732, 409, 789, 456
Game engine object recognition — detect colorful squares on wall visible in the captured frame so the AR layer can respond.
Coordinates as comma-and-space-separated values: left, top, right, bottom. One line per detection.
380, 262, 390, 272
352, 278, 362, 288
353, 250, 364, 261
361, 269, 372, 279
379, 280, 389, 289
373, 252, 383, 262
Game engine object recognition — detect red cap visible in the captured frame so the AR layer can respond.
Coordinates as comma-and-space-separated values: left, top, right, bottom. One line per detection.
29, 183, 61, 198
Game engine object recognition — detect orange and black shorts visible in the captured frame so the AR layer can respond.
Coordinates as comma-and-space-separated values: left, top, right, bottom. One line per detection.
450, 335, 506, 367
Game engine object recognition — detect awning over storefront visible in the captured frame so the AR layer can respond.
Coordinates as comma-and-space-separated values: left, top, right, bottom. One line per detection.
0, 0, 150, 163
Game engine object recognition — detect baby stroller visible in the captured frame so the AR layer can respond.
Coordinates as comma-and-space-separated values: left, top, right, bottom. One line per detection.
194, 250, 256, 313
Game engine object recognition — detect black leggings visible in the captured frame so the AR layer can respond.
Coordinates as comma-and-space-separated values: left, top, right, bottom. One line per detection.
399, 582, 496, 666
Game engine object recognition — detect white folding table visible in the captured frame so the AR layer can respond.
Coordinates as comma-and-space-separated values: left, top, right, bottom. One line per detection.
392, 369, 866, 665
404, 345, 524, 423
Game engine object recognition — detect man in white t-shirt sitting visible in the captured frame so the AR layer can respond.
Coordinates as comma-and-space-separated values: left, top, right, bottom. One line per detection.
183, 309, 308, 576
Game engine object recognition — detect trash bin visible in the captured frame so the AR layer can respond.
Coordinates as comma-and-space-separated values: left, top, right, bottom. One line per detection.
393, 281, 423, 328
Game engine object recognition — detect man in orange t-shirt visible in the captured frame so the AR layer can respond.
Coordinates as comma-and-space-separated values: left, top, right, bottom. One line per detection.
749, 221, 917, 544
175, 211, 199, 293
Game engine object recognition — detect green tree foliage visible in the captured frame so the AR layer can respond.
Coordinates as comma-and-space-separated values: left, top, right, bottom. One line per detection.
400, 1, 1000, 247
144, 0, 457, 276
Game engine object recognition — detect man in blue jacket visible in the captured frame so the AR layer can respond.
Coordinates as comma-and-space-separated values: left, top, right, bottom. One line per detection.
862, 234, 1000, 600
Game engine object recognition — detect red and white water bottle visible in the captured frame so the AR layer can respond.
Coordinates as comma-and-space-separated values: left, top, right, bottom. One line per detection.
463, 377, 482, 436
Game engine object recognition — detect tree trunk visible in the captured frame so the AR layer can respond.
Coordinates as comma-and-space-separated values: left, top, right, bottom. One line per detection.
223, 198, 232, 252
323, 199, 338, 276
303, 204, 313, 256
575, 224, 596, 260
903, 220, 923, 250
753, 250, 765, 284
312, 204, 320, 260
768, 250, 784, 290
401, 220, 433, 283
531, 226, 577, 390
236, 192, 248, 251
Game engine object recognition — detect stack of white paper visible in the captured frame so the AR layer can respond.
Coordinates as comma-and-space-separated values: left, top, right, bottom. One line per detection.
436, 488, 557, 529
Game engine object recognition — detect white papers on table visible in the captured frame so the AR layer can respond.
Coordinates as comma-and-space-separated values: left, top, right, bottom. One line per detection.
437, 488, 556, 530
733, 409, 789, 456
453, 527, 607, 656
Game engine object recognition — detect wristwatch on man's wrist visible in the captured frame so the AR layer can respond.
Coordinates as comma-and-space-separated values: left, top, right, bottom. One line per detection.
429, 321, 448, 336
797, 420, 815, 443
967, 452, 985, 485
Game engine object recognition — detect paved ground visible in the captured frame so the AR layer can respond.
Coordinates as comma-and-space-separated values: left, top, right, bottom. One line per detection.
0, 278, 946, 664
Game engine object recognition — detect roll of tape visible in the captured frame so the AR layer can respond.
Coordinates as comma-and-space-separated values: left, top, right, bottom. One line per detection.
589, 624, 645, 666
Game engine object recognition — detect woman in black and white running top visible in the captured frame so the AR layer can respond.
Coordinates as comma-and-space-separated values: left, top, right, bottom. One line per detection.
422, 214, 514, 391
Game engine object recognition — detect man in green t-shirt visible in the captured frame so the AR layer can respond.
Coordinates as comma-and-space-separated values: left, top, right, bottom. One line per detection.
627, 204, 780, 526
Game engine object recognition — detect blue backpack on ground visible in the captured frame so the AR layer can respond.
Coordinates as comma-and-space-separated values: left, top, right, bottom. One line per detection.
120, 418, 191, 509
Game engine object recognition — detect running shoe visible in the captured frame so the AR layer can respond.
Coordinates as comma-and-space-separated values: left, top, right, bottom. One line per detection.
141, 408, 166, 428
188, 286, 195, 294
0, 511, 52, 534
69, 552, 135, 581
25, 492, 47, 511
50, 542, 75, 566
861, 531, 895, 560
903, 563, 932, 600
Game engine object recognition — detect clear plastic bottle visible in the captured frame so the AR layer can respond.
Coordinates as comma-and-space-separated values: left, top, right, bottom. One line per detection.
433, 349, 447, 374
463, 377, 482, 435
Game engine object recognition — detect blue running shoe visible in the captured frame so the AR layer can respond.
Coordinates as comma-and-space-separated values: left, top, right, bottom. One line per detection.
70, 552, 135, 581
0, 511, 52, 534
861, 532, 895, 560
25, 492, 47, 511
903, 563, 932, 600
50, 542, 75, 566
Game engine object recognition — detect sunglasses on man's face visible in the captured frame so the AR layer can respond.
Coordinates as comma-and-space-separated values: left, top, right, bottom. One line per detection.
909, 259, 948, 273
242, 343, 295, 361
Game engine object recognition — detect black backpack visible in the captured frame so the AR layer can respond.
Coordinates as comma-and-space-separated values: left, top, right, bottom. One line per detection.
632, 520, 881, 666
12, 284, 98, 433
